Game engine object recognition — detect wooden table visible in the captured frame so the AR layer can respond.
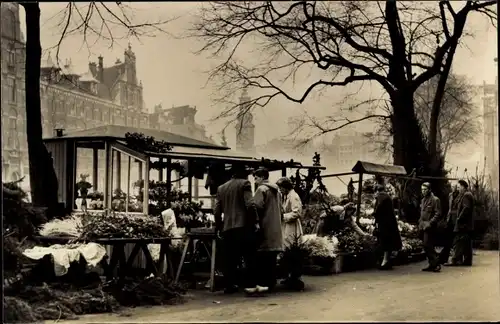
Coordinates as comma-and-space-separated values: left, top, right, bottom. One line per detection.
33, 236, 175, 280
174, 231, 218, 292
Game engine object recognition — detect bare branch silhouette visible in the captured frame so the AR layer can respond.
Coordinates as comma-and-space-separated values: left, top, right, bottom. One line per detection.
191, 1, 496, 170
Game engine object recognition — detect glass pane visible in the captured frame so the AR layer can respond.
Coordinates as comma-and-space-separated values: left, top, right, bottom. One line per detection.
74, 143, 106, 212
110, 149, 144, 214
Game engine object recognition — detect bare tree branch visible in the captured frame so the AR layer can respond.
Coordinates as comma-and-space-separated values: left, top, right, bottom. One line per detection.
43, 2, 177, 68
191, 0, 495, 154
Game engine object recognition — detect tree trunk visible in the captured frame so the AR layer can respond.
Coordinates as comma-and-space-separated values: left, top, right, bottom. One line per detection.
23, 3, 60, 218
428, 13, 467, 168
390, 91, 428, 173
390, 90, 430, 224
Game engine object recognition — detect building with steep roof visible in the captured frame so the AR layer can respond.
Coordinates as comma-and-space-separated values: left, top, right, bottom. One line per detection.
1, 3, 211, 185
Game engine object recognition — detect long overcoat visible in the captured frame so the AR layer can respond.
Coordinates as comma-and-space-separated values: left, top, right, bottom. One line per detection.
454, 191, 474, 233
253, 181, 284, 252
373, 191, 402, 251
281, 189, 304, 247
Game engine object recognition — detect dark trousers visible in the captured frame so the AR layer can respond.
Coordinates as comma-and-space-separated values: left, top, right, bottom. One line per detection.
452, 232, 473, 265
222, 227, 257, 289
256, 251, 278, 288
439, 224, 455, 264
422, 230, 439, 268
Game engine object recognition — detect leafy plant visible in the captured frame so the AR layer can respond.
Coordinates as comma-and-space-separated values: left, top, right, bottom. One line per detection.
124, 132, 172, 153
466, 165, 499, 250
278, 235, 310, 279
133, 180, 204, 227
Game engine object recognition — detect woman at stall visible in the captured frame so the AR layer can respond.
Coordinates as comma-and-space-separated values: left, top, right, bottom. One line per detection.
317, 201, 369, 237
276, 177, 304, 289
372, 184, 402, 270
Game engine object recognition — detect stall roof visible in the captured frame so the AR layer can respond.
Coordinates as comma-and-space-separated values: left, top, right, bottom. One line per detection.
43, 125, 227, 150
143, 144, 325, 171
352, 161, 407, 176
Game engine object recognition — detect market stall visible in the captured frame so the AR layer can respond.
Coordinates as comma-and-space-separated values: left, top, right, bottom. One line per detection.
298, 160, 428, 275
42, 125, 325, 287
43, 125, 325, 215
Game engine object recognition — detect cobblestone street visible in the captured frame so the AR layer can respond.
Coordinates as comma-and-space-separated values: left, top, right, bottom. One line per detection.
54, 250, 500, 323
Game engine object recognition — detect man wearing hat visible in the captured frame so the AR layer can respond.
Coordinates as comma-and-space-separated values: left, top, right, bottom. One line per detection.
419, 182, 443, 272
448, 179, 475, 266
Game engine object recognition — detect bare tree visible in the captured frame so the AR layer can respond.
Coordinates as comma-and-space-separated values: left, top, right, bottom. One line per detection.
415, 73, 481, 158
20, 2, 171, 217
366, 73, 482, 161
192, 1, 496, 175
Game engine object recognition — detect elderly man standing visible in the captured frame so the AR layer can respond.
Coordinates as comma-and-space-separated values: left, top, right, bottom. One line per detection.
419, 182, 443, 272
439, 182, 461, 264
447, 179, 475, 266
214, 164, 259, 294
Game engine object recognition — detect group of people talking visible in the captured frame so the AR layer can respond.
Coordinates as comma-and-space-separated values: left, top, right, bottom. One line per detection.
214, 165, 304, 295
213, 163, 476, 295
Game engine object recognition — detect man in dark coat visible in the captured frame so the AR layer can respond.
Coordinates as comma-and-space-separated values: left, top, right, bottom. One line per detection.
439, 183, 461, 264
419, 182, 443, 272
373, 184, 402, 270
448, 179, 475, 266
214, 164, 259, 294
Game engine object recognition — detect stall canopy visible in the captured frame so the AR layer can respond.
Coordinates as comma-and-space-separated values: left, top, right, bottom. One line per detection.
351, 161, 407, 176
43, 125, 226, 150
43, 125, 324, 215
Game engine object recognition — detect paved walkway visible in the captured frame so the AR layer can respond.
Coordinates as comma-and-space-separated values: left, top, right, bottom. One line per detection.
54, 250, 500, 322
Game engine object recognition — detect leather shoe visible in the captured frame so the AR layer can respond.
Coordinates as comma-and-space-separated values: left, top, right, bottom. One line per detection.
422, 265, 441, 272
444, 262, 461, 267
224, 285, 239, 294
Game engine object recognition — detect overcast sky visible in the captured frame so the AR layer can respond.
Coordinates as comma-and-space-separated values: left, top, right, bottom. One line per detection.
18, 2, 497, 170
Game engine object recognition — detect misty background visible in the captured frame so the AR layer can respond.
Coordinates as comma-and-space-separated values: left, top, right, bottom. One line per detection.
17, 2, 498, 179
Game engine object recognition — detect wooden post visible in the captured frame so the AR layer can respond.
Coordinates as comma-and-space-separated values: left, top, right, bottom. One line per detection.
144, 158, 150, 215
107, 148, 114, 210
138, 161, 143, 181
187, 161, 193, 201
193, 178, 199, 200
126, 156, 131, 214
92, 147, 99, 191
356, 173, 363, 222
116, 152, 122, 190
166, 158, 172, 207
103, 143, 109, 210
282, 168, 287, 177
175, 170, 181, 189
158, 158, 164, 181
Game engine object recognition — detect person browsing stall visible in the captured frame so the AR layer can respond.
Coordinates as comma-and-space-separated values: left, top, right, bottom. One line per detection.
213, 164, 259, 294
247, 167, 284, 295
276, 177, 305, 289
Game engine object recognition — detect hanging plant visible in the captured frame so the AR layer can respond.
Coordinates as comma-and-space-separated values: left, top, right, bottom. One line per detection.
124, 132, 172, 153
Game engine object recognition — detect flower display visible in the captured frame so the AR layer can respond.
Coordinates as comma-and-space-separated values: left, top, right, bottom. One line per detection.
335, 228, 378, 254
301, 234, 338, 258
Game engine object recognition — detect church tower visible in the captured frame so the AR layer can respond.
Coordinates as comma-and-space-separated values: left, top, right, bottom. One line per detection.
235, 89, 255, 153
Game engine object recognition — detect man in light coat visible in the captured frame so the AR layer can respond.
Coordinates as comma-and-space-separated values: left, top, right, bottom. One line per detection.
277, 177, 304, 289
439, 182, 460, 264
248, 168, 283, 294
